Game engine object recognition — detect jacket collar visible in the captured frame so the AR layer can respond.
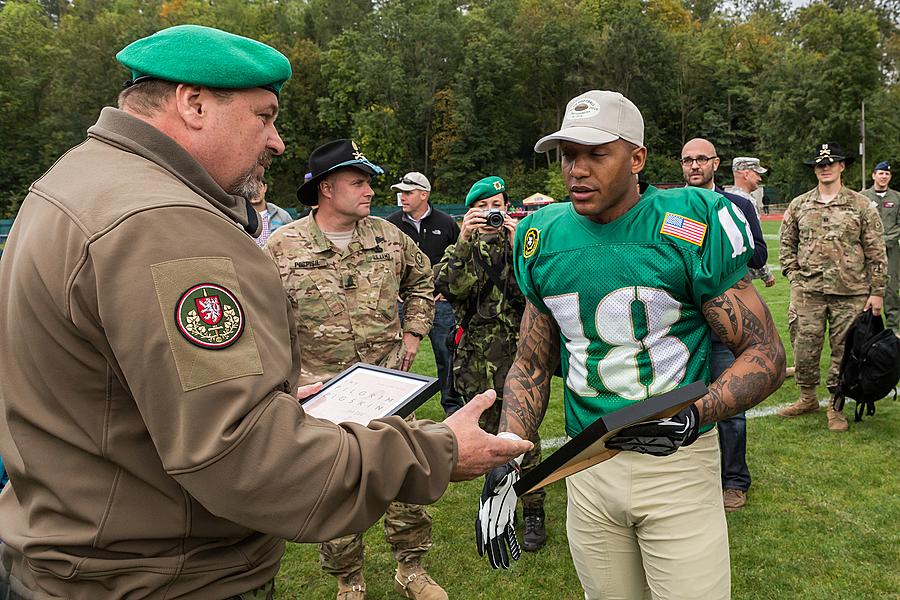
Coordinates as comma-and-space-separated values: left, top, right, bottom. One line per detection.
87, 107, 260, 237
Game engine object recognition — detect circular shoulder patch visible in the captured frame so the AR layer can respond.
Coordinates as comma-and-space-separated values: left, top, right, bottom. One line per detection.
175, 283, 245, 350
523, 228, 540, 259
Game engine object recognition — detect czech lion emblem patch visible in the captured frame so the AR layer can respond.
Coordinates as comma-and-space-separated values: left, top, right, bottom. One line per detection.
175, 283, 245, 349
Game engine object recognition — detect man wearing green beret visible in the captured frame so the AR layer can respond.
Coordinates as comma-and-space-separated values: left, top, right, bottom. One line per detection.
435, 177, 549, 553
0, 25, 531, 600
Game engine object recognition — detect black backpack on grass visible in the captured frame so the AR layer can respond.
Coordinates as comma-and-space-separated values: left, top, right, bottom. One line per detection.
833, 310, 900, 422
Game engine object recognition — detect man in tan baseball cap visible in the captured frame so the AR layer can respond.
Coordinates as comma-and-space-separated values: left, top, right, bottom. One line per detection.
477, 90, 785, 599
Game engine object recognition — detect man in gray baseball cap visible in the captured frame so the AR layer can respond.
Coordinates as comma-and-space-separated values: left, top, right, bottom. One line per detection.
476, 89, 784, 600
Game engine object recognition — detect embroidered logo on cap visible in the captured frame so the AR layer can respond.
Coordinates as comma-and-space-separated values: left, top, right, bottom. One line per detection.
523, 228, 540, 259
175, 283, 245, 349
567, 97, 601, 120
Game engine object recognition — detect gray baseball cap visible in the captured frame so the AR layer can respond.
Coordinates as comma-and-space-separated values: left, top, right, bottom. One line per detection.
391, 171, 431, 192
534, 90, 644, 153
732, 156, 767, 174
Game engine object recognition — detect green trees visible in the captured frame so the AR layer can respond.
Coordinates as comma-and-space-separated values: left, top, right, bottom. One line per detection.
0, 0, 897, 217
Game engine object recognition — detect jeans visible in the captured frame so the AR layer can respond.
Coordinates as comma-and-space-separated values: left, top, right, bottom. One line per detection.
710, 341, 751, 492
430, 301, 464, 415
399, 300, 463, 415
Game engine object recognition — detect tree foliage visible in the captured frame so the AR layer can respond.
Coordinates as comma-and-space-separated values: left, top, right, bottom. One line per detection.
0, 0, 898, 216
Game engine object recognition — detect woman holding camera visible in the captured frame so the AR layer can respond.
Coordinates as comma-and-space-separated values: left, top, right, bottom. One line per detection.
434, 176, 548, 552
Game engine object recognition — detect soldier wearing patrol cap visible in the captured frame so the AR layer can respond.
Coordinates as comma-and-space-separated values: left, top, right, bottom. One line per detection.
434, 176, 549, 552
861, 161, 900, 333
266, 140, 446, 600
0, 25, 531, 600
779, 142, 887, 430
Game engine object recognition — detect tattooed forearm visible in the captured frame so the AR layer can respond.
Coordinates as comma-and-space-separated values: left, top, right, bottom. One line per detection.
699, 276, 786, 424
500, 301, 559, 438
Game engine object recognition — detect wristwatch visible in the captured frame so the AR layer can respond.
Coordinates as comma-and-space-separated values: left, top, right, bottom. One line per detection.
408, 331, 423, 340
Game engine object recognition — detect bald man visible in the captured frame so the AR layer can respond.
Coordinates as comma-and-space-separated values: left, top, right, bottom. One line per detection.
679, 138, 769, 511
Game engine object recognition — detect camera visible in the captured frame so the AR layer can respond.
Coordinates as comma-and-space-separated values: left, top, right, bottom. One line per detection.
484, 209, 505, 229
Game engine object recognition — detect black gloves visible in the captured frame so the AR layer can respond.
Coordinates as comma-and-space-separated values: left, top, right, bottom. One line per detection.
606, 404, 701, 456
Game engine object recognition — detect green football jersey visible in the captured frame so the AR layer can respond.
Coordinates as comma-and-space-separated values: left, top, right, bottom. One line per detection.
514, 185, 753, 438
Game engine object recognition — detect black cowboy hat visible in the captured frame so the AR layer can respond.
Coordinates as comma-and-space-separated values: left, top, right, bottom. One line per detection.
803, 141, 855, 167
296, 139, 384, 206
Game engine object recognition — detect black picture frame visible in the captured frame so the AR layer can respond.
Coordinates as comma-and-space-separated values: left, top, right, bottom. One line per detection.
514, 381, 709, 496
301, 362, 440, 425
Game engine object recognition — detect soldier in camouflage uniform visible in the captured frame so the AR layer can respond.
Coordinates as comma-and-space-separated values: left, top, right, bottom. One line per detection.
434, 176, 548, 552
779, 142, 887, 431
265, 139, 443, 600
861, 161, 900, 333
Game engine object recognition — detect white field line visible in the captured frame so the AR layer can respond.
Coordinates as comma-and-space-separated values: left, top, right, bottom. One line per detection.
541, 389, 899, 450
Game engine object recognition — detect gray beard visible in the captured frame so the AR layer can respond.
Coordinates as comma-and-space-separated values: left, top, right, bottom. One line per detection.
228, 169, 263, 203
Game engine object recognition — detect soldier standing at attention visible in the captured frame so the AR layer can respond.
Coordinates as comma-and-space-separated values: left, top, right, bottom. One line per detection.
778, 142, 887, 431
0, 26, 531, 600
265, 139, 446, 600
434, 176, 548, 552
861, 161, 900, 334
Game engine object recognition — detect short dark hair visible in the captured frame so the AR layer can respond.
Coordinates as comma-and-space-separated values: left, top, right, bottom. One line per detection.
117, 80, 234, 116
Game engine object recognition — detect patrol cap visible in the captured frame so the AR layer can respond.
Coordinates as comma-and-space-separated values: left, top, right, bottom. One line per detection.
391, 172, 431, 192
297, 139, 384, 206
116, 25, 292, 96
873, 161, 891, 172
732, 156, 767, 174
466, 176, 507, 207
804, 141, 854, 167
534, 90, 644, 153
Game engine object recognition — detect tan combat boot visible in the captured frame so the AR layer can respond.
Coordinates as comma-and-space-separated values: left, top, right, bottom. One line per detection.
827, 397, 849, 432
393, 562, 448, 600
777, 387, 820, 417
337, 573, 366, 600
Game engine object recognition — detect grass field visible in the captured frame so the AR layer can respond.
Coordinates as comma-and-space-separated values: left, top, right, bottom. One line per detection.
275, 220, 900, 599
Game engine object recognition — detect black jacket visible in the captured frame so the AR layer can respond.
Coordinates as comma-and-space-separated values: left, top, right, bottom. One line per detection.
387, 205, 461, 268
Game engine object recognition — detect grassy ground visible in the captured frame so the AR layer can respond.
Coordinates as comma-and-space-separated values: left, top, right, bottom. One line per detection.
275, 220, 900, 599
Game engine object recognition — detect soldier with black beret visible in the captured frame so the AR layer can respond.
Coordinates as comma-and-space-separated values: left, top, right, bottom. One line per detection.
861, 161, 900, 333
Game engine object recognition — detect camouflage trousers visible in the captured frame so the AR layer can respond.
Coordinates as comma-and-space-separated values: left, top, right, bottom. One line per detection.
787, 289, 866, 391
226, 578, 275, 600
479, 394, 545, 510
884, 243, 899, 333
319, 501, 432, 578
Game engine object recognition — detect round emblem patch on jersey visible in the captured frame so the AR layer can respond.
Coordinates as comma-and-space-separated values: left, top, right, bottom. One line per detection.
523, 228, 540, 259
175, 283, 245, 350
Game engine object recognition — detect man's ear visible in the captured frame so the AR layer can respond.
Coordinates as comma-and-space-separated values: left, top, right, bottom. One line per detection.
630, 146, 648, 174
173, 84, 207, 131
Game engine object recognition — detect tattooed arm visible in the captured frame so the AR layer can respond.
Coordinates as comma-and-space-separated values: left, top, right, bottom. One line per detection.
498, 300, 561, 439
699, 274, 786, 425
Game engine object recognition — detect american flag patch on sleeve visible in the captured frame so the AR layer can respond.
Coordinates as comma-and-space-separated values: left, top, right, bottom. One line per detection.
660, 212, 707, 246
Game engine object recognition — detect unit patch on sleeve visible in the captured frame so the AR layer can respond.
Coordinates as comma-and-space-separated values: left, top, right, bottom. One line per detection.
660, 212, 707, 246
175, 283, 245, 349
523, 227, 540, 259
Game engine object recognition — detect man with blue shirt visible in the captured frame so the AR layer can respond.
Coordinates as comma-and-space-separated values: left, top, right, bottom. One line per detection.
681, 139, 770, 513
475, 90, 785, 599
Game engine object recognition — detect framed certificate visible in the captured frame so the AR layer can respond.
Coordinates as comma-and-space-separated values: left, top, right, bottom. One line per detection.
514, 381, 708, 496
301, 363, 440, 426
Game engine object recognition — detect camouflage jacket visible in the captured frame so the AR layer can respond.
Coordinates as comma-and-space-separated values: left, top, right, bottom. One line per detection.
434, 231, 525, 400
266, 212, 434, 385
780, 186, 887, 296
861, 186, 900, 248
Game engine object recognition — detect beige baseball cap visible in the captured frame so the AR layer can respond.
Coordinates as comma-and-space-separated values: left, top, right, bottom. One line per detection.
390, 171, 431, 192
534, 90, 644, 153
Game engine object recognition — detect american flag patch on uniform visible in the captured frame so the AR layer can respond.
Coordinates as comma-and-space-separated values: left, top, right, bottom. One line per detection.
660, 212, 707, 246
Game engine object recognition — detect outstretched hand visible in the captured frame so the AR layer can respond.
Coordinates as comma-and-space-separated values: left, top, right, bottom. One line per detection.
445, 390, 533, 481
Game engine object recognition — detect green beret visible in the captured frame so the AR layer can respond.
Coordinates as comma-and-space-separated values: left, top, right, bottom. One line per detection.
116, 25, 292, 96
465, 176, 507, 207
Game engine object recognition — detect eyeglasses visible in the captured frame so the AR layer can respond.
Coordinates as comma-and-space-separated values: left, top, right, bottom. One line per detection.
399, 177, 424, 188
680, 156, 717, 167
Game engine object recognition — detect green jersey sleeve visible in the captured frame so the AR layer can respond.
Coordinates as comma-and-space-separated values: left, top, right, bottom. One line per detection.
688, 191, 753, 306
513, 212, 551, 314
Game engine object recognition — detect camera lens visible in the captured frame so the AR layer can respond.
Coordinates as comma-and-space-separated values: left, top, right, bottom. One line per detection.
485, 210, 504, 228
